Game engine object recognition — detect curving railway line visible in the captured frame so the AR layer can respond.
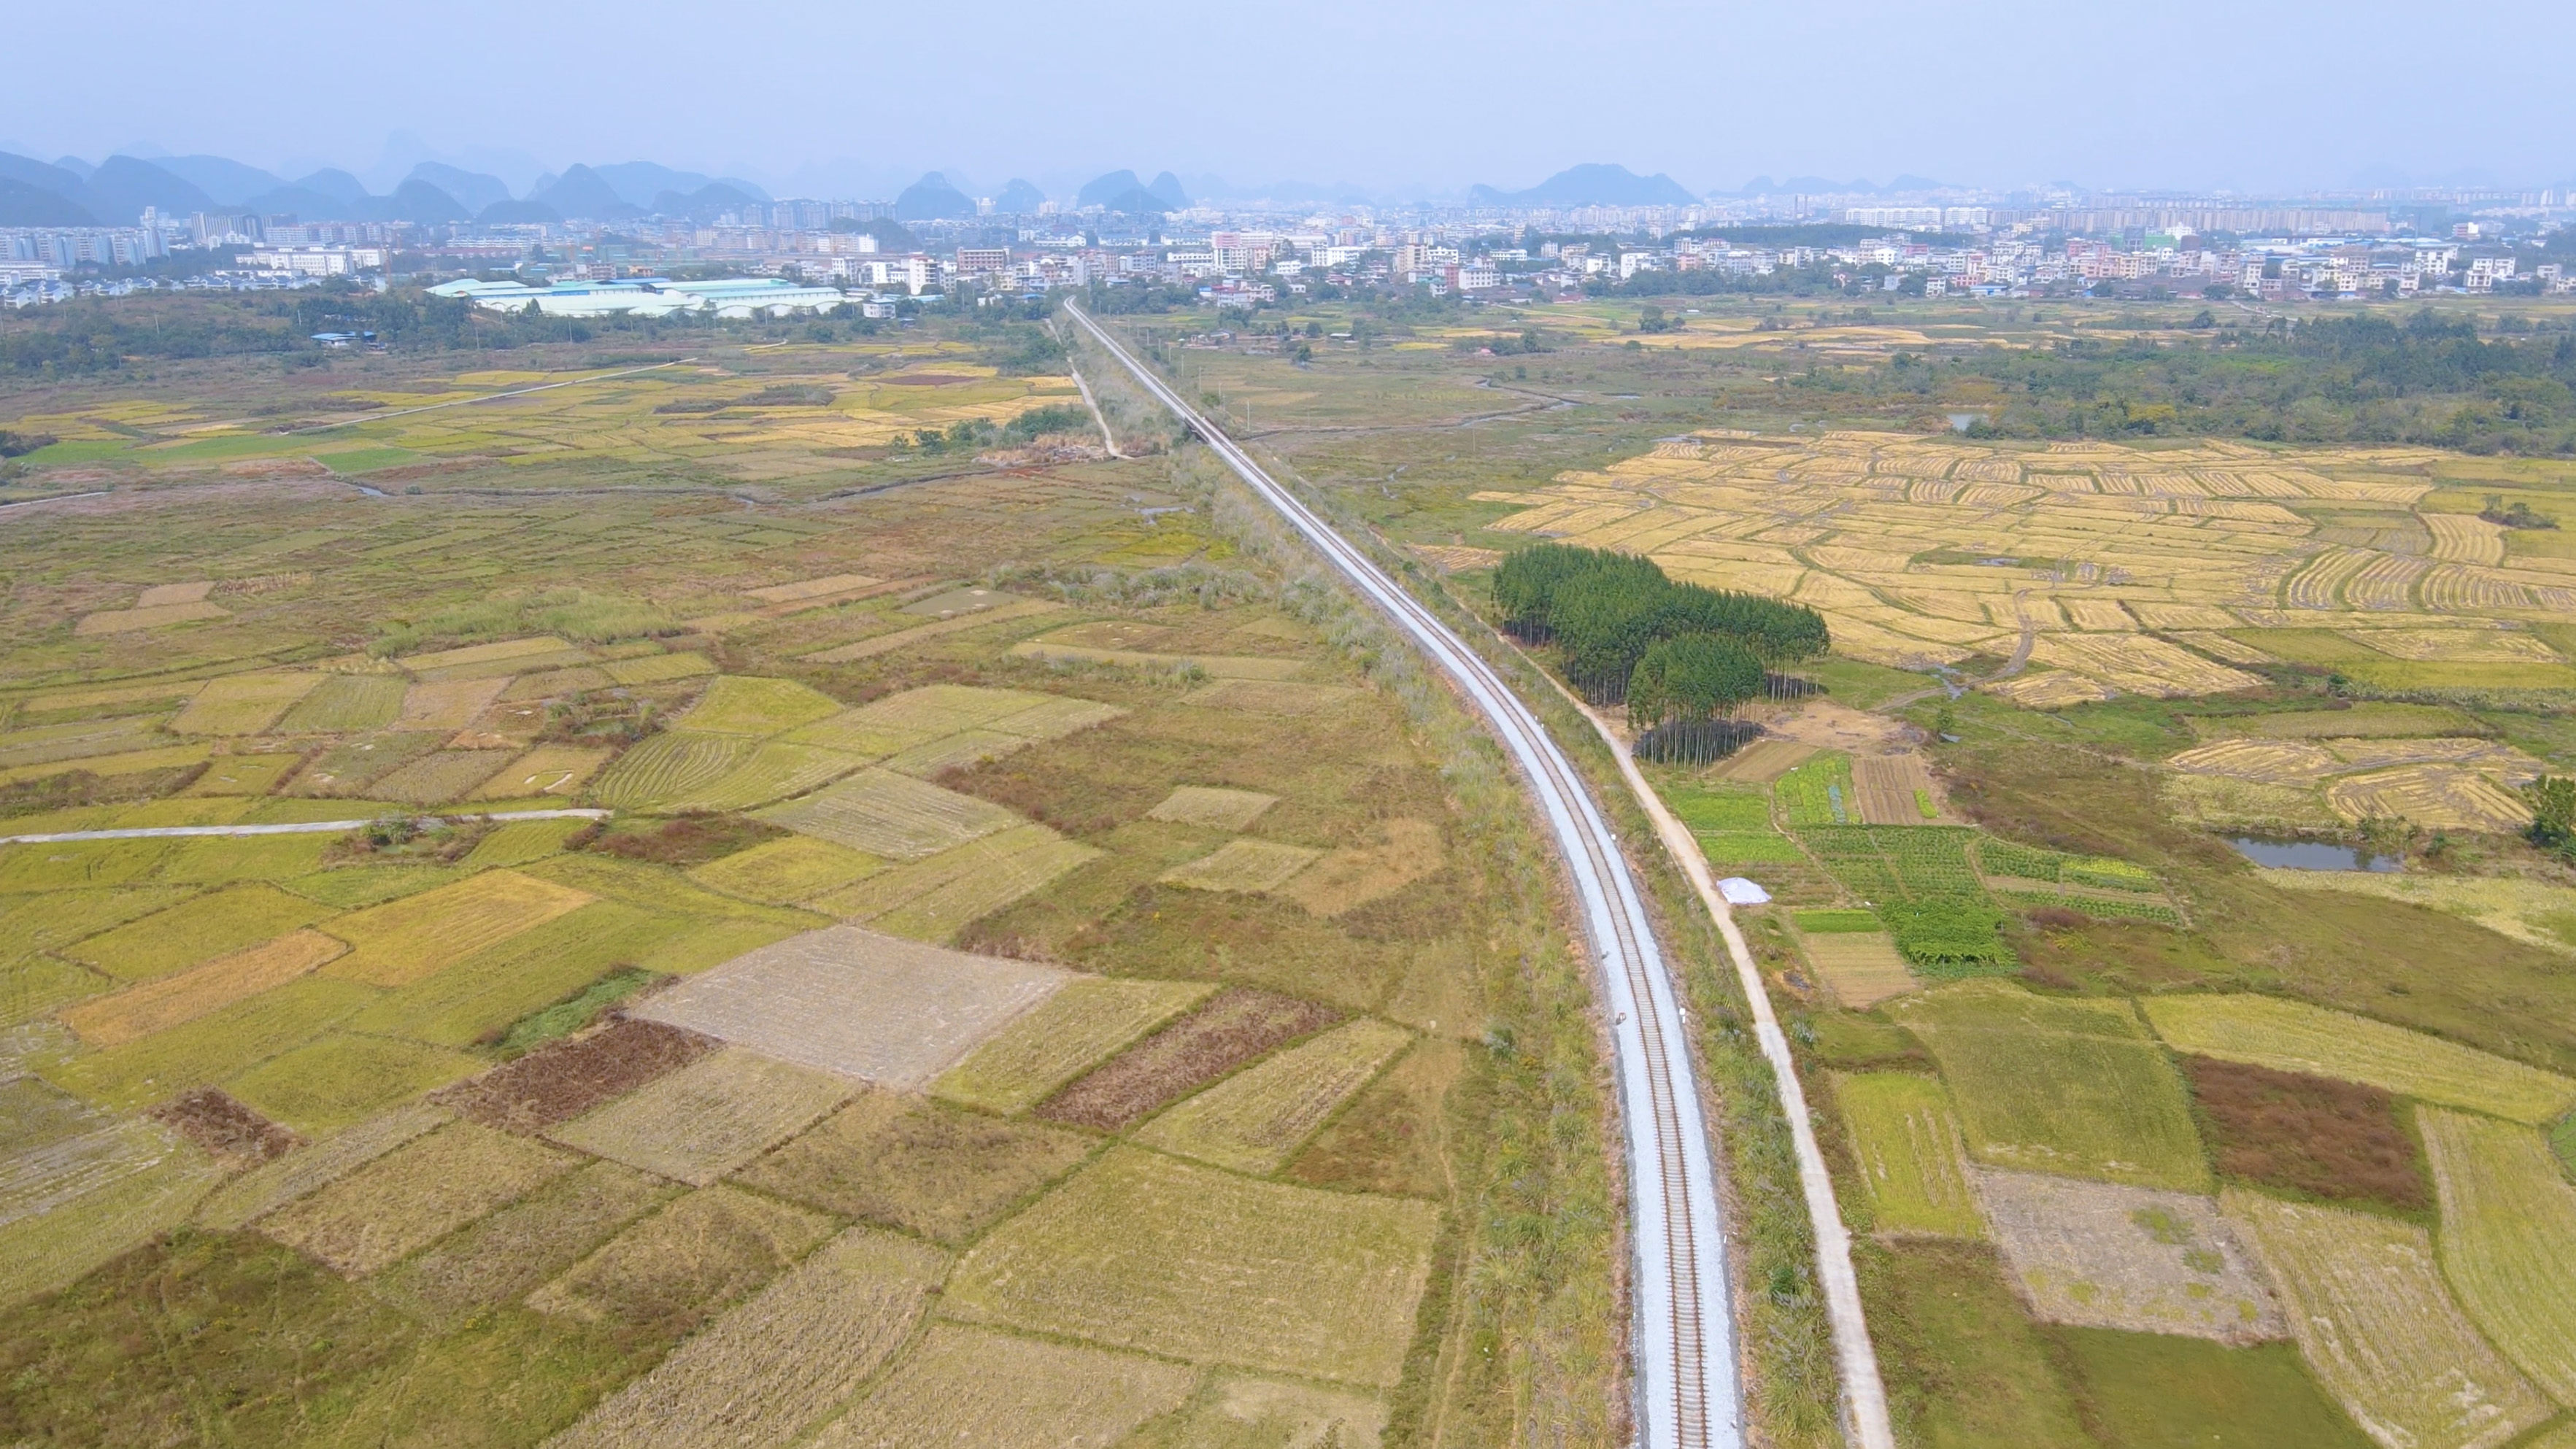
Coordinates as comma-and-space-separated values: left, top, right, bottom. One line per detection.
1065, 304, 1741, 1448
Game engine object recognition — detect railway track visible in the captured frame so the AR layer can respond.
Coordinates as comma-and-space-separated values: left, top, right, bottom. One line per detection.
1064, 304, 1740, 1448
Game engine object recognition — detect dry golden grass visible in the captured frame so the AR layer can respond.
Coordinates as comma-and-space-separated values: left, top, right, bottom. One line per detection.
1160, 839, 1322, 894
933, 976, 1216, 1114
525, 1183, 836, 1333
1145, 785, 1280, 831
61, 928, 344, 1046
2324, 765, 2534, 832
809, 1324, 1197, 1449
1135, 1017, 1414, 1175
733, 1090, 1092, 1243
193, 1101, 452, 1229
1274, 819, 1443, 916
546, 1047, 853, 1185
2143, 994, 2576, 1125
1802, 933, 1917, 1009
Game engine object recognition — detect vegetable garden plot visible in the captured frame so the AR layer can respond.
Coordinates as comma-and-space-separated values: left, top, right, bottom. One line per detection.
1038, 986, 1343, 1131
554, 1225, 944, 1449
62, 884, 331, 981
1146, 785, 1281, 831
193, 1100, 453, 1229
61, 927, 344, 1046
261, 1121, 576, 1276
757, 768, 1023, 859
678, 676, 845, 736
736, 1090, 1091, 1243
370, 1159, 678, 1328
1892, 981, 2210, 1191
2226, 1189, 2549, 1449
547, 1047, 853, 1185
814, 1324, 1195, 1449
437, 1018, 720, 1135
2143, 995, 2576, 1126
1834, 1072, 1981, 1237
2419, 1108, 2576, 1402
628, 925, 1065, 1087
324, 868, 595, 988
934, 977, 1215, 1114
1137, 1017, 1414, 1175
1851, 751, 1943, 824
525, 1183, 835, 1334
1161, 839, 1322, 894
1974, 1168, 2281, 1343
945, 1147, 1441, 1388
171, 672, 322, 735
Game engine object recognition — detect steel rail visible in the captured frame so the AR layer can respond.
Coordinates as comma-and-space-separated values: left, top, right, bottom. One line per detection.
1065, 304, 1740, 1449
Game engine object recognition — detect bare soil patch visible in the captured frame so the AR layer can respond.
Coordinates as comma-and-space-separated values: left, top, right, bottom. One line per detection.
145, 1088, 298, 1170
1036, 986, 1340, 1131
433, 1018, 720, 1135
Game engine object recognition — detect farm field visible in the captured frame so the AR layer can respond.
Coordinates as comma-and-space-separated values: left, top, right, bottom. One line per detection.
0, 314, 1537, 1449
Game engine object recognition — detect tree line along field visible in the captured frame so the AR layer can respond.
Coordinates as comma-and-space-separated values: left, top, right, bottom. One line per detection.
1094, 304, 2576, 1449
0, 327, 1613, 1447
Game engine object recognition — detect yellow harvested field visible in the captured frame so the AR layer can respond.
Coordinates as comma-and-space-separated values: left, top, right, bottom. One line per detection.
1137, 1017, 1414, 1174
1276, 818, 1443, 916
2143, 994, 2575, 1124
61, 928, 345, 1046
1802, 933, 1916, 1008
552, 1226, 944, 1449
944, 1147, 1440, 1388
1007, 635, 1311, 681
261, 1121, 574, 1275
1835, 1072, 1981, 1238
1162, 838, 1323, 893
757, 768, 1022, 859
171, 672, 322, 735
193, 1102, 453, 1229
687, 834, 884, 904
2256, 868, 2576, 955
2159, 773, 2342, 832
1409, 543, 1503, 573
2226, 1189, 2550, 1449
61, 883, 329, 981
801, 598, 1063, 663
393, 676, 509, 732
744, 571, 884, 605
600, 651, 714, 685
811, 1324, 1197, 1449
1146, 785, 1280, 830
400, 636, 587, 679
183, 752, 304, 796
834, 828, 1102, 944
325, 869, 595, 986
1981, 671, 2115, 709
2325, 765, 2534, 832
1184, 679, 1362, 715
933, 977, 1217, 1113
2347, 627, 2561, 662
679, 675, 847, 735
1483, 430, 2569, 698
471, 743, 611, 798
2419, 1108, 2576, 1402
2167, 738, 2345, 784
136, 581, 215, 608
74, 600, 230, 635
546, 1047, 854, 1185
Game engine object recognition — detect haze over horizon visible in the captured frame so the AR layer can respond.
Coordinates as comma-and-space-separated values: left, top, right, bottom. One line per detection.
9, 0, 2573, 200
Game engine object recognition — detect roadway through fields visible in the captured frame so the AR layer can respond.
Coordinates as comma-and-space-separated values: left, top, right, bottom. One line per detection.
1065, 303, 1740, 1449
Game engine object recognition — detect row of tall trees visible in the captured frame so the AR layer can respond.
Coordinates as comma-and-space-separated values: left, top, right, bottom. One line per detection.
1494, 543, 1829, 742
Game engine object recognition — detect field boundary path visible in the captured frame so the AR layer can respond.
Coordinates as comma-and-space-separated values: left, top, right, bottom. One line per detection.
1066, 302, 1742, 1449
0, 807, 607, 846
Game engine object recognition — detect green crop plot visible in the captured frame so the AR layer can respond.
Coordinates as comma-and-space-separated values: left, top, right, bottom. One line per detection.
275, 673, 406, 733
2420, 1108, 2576, 1402
2145, 995, 2576, 1126
587, 732, 759, 810
677, 676, 845, 736
1834, 1072, 1982, 1237
223, 1032, 483, 1135
1893, 981, 2210, 1192
42, 975, 379, 1110
61, 884, 331, 981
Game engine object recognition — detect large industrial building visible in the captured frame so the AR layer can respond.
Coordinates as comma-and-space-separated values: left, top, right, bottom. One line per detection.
428, 275, 847, 317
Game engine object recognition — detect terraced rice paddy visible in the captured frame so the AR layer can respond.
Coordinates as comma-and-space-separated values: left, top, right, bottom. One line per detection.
1480, 430, 2576, 700
2143, 995, 2576, 1124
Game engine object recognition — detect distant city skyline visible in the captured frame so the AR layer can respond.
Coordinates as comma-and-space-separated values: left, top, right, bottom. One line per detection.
7, 0, 2572, 199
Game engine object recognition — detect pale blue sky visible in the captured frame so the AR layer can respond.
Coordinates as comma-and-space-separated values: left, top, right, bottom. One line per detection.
9, 0, 2572, 196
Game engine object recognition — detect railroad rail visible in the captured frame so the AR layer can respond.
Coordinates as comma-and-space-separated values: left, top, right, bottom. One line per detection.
1065, 303, 1740, 1448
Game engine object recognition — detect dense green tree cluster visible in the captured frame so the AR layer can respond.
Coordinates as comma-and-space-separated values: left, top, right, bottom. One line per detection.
1493, 542, 1828, 706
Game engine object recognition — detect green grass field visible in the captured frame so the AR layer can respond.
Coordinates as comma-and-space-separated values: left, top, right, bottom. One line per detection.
1834, 1072, 1983, 1238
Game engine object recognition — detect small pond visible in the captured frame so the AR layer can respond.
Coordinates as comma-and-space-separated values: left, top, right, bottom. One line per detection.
2226, 836, 2402, 872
